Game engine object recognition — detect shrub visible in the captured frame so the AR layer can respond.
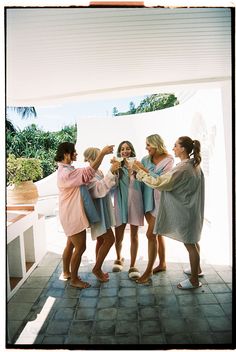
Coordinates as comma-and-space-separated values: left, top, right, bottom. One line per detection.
7, 154, 43, 185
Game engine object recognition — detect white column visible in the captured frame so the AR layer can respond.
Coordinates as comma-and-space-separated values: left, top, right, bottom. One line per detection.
220, 81, 232, 265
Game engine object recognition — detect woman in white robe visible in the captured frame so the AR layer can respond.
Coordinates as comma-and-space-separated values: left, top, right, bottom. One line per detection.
132, 136, 205, 290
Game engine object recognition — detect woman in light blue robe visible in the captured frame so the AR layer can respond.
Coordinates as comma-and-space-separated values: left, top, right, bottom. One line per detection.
138, 134, 174, 284
112, 141, 144, 280
133, 136, 205, 290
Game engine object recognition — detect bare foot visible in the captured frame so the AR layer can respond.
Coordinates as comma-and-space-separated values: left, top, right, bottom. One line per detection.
63, 272, 81, 280
70, 278, 91, 288
153, 265, 166, 274
63, 272, 71, 280
136, 273, 152, 284
92, 268, 109, 282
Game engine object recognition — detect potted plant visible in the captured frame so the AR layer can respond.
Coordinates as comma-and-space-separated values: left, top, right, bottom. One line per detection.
7, 154, 43, 204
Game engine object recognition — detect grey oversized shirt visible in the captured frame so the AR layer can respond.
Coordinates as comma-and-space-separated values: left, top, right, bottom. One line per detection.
136, 159, 205, 244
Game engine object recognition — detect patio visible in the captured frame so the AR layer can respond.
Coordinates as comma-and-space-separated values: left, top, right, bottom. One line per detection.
5, 5, 233, 349
7, 216, 233, 348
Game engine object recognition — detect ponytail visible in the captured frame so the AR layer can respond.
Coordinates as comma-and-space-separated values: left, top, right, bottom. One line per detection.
192, 140, 201, 167
178, 136, 201, 167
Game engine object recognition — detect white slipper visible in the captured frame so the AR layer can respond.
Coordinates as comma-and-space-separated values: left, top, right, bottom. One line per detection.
128, 267, 141, 280
112, 258, 124, 272
183, 268, 204, 277
177, 278, 202, 290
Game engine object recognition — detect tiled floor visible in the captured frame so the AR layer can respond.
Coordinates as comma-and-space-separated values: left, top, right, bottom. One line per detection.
7, 217, 234, 349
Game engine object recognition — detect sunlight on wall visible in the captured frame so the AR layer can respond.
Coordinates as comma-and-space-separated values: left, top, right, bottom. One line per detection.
76, 88, 232, 266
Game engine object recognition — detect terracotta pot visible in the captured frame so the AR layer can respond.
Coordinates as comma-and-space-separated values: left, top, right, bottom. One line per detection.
7, 181, 39, 204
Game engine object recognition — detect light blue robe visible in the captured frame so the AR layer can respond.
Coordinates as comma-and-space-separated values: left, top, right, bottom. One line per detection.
141, 155, 174, 216
113, 166, 144, 226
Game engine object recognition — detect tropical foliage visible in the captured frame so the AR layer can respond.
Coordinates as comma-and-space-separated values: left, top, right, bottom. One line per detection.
6, 94, 178, 181
6, 106, 37, 133
6, 124, 77, 179
112, 93, 179, 116
7, 154, 43, 185
7, 106, 37, 119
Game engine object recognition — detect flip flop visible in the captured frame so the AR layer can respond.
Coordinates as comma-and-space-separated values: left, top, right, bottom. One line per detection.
177, 278, 202, 290
112, 258, 124, 272
183, 268, 204, 277
128, 267, 141, 280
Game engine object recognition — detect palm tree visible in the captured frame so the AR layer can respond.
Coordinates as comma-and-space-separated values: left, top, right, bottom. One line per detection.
7, 107, 37, 119
6, 118, 18, 133
6, 106, 37, 133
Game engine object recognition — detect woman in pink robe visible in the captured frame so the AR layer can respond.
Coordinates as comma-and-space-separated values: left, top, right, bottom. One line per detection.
55, 142, 114, 288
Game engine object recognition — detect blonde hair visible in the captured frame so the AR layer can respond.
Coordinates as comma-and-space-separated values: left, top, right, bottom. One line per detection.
146, 134, 167, 155
83, 147, 100, 162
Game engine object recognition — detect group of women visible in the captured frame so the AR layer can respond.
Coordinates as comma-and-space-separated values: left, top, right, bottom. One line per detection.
55, 134, 205, 290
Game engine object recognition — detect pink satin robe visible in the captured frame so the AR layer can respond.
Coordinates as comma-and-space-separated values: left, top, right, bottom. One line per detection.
57, 162, 96, 236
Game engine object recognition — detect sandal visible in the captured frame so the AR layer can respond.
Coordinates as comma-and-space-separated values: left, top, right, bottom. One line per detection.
128, 267, 141, 280
177, 278, 202, 290
112, 258, 124, 272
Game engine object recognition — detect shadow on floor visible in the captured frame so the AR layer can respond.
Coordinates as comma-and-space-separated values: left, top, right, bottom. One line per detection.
7, 252, 233, 349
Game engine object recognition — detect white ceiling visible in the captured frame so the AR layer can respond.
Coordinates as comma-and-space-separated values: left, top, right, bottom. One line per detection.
6, 7, 232, 106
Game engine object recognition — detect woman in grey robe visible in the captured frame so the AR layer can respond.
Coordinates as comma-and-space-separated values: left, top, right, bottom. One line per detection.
132, 136, 204, 290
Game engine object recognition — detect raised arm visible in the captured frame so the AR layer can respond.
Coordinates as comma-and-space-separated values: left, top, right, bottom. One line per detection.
90, 145, 115, 171
58, 165, 96, 187
88, 161, 120, 198
136, 169, 174, 191
133, 159, 184, 191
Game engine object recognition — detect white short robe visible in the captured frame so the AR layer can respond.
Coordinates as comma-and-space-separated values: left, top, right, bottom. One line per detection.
136, 159, 205, 244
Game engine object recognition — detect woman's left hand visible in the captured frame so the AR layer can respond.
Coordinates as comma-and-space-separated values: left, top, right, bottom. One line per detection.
110, 160, 120, 174
132, 160, 143, 172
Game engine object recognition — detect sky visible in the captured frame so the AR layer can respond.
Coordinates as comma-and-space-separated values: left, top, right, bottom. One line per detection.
7, 95, 146, 132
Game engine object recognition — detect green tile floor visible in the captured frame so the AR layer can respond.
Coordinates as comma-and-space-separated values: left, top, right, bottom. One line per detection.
7, 253, 233, 348
7, 216, 234, 348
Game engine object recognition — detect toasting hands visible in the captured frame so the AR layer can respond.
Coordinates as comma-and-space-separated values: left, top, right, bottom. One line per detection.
131, 161, 150, 175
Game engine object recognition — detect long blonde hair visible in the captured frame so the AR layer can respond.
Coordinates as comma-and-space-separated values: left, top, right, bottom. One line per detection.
146, 134, 168, 155
83, 147, 100, 162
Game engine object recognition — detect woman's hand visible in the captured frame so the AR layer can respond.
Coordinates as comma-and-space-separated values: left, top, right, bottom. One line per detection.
110, 160, 120, 174
101, 145, 115, 156
91, 145, 115, 171
132, 161, 148, 173
131, 160, 141, 171
110, 156, 116, 164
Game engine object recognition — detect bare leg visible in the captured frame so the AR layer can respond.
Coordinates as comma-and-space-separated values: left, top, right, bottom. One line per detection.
62, 237, 74, 279
196, 242, 202, 274
136, 213, 157, 283
93, 229, 115, 282
153, 235, 167, 273
69, 230, 90, 288
95, 237, 109, 279
181, 243, 200, 287
114, 223, 126, 261
130, 225, 139, 268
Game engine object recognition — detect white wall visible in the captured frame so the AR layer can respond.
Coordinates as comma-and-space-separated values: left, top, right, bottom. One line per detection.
76, 87, 232, 266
